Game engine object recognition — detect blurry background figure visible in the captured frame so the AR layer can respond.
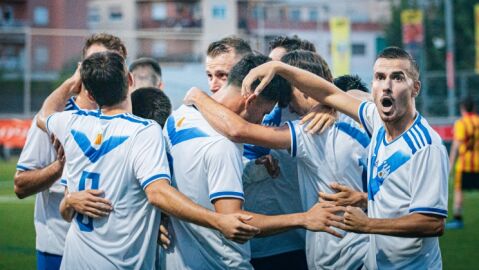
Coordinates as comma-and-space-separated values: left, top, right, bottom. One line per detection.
129, 58, 164, 91
447, 97, 479, 229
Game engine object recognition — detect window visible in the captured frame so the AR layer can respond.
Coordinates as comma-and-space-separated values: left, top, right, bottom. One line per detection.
33, 6, 49, 26
309, 8, 318, 22
212, 5, 226, 20
290, 8, 301, 22
34, 46, 49, 66
152, 3, 167, 20
109, 6, 122, 21
352, 43, 366, 56
87, 7, 100, 23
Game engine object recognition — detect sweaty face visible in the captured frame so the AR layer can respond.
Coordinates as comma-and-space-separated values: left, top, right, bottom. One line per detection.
372, 58, 419, 124
240, 97, 276, 124
205, 53, 238, 93
269, 47, 287, 61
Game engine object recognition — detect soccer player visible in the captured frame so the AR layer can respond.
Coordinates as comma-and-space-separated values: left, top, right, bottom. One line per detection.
13, 33, 127, 270
183, 50, 370, 269
35, 51, 259, 269
334, 74, 370, 93
162, 54, 344, 270
206, 36, 253, 93
131, 87, 172, 128
447, 97, 479, 229
129, 57, 164, 90
241, 46, 448, 269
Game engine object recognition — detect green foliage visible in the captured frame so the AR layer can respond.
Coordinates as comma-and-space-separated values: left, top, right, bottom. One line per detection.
384, 0, 477, 71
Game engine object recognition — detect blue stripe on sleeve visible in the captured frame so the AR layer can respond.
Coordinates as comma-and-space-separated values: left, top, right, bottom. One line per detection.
403, 134, 417, 154
286, 121, 297, 157
408, 129, 422, 148
60, 179, 67, 186
358, 102, 372, 137
16, 164, 31, 171
335, 122, 371, 148
416, 117, 432, 145
209, 191, 244, 202
409, 207, 448, 217
141, 173, 171, 190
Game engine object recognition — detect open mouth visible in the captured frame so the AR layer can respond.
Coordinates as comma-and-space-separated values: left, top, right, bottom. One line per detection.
380, 96, 394, 114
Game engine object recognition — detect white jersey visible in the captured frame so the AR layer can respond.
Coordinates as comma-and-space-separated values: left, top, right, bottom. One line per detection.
358, 101, 448, 270
47, 109, 170, 270
16, 98, 79, 255
243, 106, 305, 258
163, 105, 251, 270
287, 113, 369, 270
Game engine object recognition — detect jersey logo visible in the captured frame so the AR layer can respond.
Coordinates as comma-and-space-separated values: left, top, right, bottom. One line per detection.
368, 150, 410, 200
166, 116, 209, 146
176, 117, 186, 127
71, 130, 129, 163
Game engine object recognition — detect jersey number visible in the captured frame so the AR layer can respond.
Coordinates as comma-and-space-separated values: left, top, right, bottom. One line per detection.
76, 171, 100, 232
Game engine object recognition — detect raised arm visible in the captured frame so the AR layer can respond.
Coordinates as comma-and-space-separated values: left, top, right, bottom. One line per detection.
145, 179, 260, 243
242, 61, 362, 122
184, 88, 291, 149
37, 67, 82, 132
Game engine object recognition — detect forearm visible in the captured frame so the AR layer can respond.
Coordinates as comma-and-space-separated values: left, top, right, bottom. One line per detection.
60, 190, 74, 222
14, 161, 63, 199
365, 213, 444, 237
147, 181, 220, 230
240, 211, 305, 237
37, 78, 77, 131
449, 141, 459, 169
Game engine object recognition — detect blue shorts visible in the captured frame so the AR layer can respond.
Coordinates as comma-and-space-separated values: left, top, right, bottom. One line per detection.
36, 250, 62, 270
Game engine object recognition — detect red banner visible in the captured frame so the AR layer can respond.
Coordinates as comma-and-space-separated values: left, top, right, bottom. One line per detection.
431, 124, 454, 142
0, 119, 33, 149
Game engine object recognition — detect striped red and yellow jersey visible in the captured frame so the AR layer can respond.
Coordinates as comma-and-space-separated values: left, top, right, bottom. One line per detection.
454, 113, 479, 173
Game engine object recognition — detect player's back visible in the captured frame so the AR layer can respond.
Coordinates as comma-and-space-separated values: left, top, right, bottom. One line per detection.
47, 109, 168, 270
163, 105, 251, 270
288, 113, 369, 269
455, 113, 479, 172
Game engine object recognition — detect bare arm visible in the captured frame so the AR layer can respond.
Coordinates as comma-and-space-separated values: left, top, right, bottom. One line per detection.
37, 67, 81, 132
60, 188, 74, 222
449, 139, 459, 170
145, 179, 260, 243
214, 198, 345, 238
242, 61, 362, 122
185, 88, 291, 149
14, 161, 63, 199
338, 206, 444, 237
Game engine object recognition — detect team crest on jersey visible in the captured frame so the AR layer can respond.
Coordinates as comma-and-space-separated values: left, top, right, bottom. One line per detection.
71, 129, 129, 163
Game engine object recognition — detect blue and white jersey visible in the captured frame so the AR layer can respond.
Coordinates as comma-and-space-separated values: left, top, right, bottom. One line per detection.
16, 97, 79, 256
46, 109, 170, 270
287, 113, 369, 270
358, 101, 448, 270
243, 106, 306, 258
163, 105, 251, 270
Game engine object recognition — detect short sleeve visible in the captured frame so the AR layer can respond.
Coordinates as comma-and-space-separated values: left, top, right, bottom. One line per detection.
453, 120, 465, 142
357, 101, 380, 137
408, 145, 449, 217
132, 124, 171, 190
286, 120, 308, 159
17, 116, 55, 171
205, 139, 244, 202
46, 110, 75, 145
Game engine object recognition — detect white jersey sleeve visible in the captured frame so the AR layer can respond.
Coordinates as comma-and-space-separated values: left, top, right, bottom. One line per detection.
17, 116, 55, 171
286, 120, 308, 159
131, 124, 171, 190
408, 144, 449, 217
205, 139, 244, 202
358, 101, 380, 137
46, 110, 75, 145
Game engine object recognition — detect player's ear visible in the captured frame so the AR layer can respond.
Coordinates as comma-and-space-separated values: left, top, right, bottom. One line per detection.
244, 93, 257, 110
128, 72, 134, 88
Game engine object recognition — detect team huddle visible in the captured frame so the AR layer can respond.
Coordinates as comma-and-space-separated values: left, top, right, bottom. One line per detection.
14, 33, 448, 270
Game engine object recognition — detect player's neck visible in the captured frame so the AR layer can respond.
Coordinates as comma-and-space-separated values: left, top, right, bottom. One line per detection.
75, 90, 97, 110
384, 111, 417, 142
211, 86, 243, 114
100, 96, 132, 116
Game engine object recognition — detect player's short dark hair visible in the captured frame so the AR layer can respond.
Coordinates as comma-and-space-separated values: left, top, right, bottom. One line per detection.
131, 87, 172, 127
281, 50, 333, 82
269, 35, 316, 53
82, 33, 127, 59
461, 97, 476, 113
377, 47, 419, 80
228, 54, 291, 108
207, 36, 252, 58
334, 75, 369, 92
129, 57, 162, 77
81, 51, 128, 107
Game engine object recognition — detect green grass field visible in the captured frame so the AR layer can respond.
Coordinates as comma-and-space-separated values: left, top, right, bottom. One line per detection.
0, 158, 478, 269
